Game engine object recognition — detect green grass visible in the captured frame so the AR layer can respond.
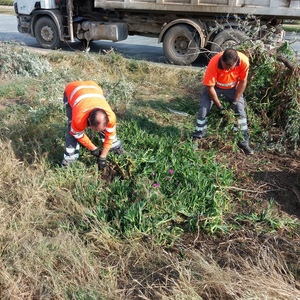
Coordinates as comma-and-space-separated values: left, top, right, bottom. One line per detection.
282, 24, 300, 33
0, 42, 299, 299
0, 0, 13, 5
0, 42, 299, 242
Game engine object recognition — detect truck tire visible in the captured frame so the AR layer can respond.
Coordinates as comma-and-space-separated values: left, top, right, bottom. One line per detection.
34, 16, 61, 49
163, 25, 199, 65
210, 29, 247, 54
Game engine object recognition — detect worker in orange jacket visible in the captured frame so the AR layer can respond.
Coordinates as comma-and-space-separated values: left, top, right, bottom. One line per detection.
61, 80, 124, 169
191, 48, 254, 155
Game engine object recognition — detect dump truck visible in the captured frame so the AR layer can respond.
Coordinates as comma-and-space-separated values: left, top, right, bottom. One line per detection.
13, 0, 300, 65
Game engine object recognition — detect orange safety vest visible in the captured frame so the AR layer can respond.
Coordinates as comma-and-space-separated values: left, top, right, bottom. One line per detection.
203, 52, 249, 89
65, 80, 117, 150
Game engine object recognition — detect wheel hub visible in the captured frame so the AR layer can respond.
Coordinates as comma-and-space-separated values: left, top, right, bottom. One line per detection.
179, 40, 188, 50
174, 37, 189, 54
41, 25, 54, 42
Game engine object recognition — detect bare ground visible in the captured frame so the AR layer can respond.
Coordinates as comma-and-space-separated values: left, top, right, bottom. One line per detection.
180, 136, 300, 295
196, 135, 300, 218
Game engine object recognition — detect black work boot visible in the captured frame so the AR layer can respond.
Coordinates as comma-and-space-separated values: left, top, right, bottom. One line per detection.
238, 142, 254, 155
61, 159, 76, 168
191, 131, 203, 141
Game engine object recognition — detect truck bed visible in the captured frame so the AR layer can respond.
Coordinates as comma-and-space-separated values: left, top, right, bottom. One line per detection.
94, 0, 300, 19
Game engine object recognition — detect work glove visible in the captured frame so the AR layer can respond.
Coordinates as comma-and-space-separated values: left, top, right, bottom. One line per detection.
218, 106, 226, 117
98, 157, 106, 170
90, 148, 100, 157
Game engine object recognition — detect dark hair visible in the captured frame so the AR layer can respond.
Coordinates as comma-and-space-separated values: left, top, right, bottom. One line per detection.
221, 48, 238, 66
89, 108, 109, 127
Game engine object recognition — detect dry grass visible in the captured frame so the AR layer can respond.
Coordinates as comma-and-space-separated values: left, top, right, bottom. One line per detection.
184, 244, 300, 300
0, 138, 299, 299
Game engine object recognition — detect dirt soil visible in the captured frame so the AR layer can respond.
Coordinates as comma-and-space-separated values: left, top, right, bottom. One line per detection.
196, 136, 300, 219
220, 148, 300, 219
181, 137, 300, 292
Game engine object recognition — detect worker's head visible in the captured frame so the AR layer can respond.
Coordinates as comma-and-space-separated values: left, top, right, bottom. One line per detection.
221, 48, 238, 70
88, 108, 109, 132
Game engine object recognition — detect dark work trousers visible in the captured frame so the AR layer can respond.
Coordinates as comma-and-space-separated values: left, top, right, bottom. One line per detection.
62, 93, 122, 164
194, 86, 250, 145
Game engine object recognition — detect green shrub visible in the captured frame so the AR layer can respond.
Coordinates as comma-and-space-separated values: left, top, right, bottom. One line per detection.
0, 42, 52, 78
243, 42, 300, 149
216, 14, 300, 149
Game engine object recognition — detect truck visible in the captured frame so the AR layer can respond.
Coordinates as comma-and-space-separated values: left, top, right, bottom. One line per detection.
13, 0, 300, 65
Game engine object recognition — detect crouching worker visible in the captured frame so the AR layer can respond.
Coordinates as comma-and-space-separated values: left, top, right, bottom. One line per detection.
61, 80, 125, 170
191, 48, 254, 155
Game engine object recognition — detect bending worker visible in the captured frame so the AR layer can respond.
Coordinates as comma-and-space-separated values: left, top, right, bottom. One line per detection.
61, 80, 124, 169
191, 48, 254, 155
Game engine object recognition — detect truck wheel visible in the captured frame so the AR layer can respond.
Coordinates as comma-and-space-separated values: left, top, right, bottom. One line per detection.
163, 25, 199, 65
210, 29, 247, 54
34, 16, 61, 49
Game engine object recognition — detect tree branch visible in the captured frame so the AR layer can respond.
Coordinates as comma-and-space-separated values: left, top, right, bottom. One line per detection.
276, 54, 299, 71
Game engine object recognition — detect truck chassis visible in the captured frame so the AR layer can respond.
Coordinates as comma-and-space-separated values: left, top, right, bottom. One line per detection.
14, 0, 292, 65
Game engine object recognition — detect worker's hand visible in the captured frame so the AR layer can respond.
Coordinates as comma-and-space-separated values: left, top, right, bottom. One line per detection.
98, 157, 106, 170
218, 106, 226, 117
90, 148, 100, 157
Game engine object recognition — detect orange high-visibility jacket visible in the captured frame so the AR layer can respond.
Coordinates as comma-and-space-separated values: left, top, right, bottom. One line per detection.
203, 51, 249, 89
65, 80, 117, 151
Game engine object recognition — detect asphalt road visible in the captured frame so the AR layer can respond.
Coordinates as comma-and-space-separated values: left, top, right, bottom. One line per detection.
1, 13, 299, 67
0, 13, 165, 60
